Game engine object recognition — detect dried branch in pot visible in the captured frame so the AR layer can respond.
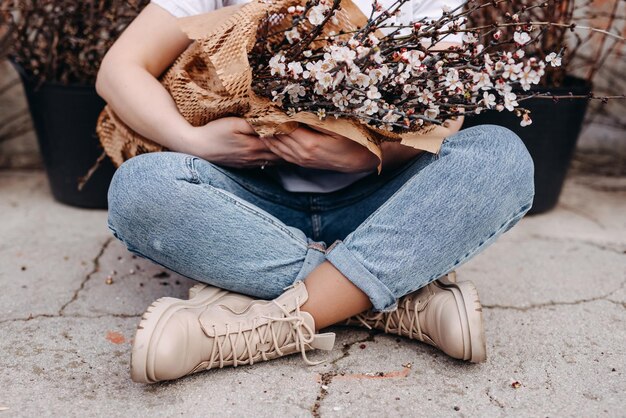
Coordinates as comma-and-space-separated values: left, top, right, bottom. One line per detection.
467, 0, 626, 86
5, 0, 150, 85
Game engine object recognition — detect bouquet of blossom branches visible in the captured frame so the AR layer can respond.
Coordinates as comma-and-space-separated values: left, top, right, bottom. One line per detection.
248, 0, 586, 131
95, 0, 624, 174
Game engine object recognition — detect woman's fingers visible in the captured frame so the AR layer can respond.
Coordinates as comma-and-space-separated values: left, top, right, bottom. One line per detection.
273, 134, 309, 160
260, 137, 297, 163
258, 151, 284, 162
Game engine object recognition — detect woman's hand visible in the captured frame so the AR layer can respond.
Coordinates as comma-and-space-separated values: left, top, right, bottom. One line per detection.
259, 126, 380, 173
184, 117, 284, 168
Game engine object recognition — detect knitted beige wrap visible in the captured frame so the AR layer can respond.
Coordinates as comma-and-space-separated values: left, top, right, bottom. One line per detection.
96, 0, 452, 172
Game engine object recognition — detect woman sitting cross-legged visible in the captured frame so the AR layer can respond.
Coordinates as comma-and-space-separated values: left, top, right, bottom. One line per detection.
97, 0, 534, 383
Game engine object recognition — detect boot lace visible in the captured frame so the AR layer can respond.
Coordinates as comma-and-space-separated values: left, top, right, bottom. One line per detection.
205, 297, 320, 370
350, 286, 436, 341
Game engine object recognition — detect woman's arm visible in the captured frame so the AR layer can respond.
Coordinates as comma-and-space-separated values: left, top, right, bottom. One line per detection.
96, 4, 283, 167
96, 4, 196, 152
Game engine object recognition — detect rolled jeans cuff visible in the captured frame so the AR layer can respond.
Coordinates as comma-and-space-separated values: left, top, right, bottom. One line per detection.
294, 238, 328, 282
325, 240, 398, 312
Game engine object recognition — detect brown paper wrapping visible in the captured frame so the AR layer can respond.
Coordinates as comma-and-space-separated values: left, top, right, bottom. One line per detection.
96, 0, 452, 172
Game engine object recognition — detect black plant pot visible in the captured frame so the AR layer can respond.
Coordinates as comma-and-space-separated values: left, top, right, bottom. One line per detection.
16, 64, 115, 209
462, 76, 592, 215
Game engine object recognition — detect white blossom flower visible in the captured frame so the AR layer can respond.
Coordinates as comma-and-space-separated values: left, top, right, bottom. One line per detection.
350, 70, 371, 88
417, 89, 434, 104
502, 63, 522, 80
285, 27, 301, 44
435, 60, 445, 74
462, 32, 478, 44
356, 46, 371, 58
482, 91, 496, 109
425, 105, 440, 119
402, 50, 424, 70
368, 67, 387, 84
269, 54, 286, 76
319, 58, 336, 72
308, 4, 329, 25
495, 79, 512, 94
520, 113, 533, 127
329, 45, 357, 63
316, 108, 326, 119
304, 61, 320, 79
445, 69, 463, 92
518, 66, 539, 90
382, 110, 401, 125
472, 71, 493, 90
332, 90, 351, 110
357, 99, 379, 115
271, 90, 283, 106
287, 61, 303, 77
284, 83, 306, 102
545, 52, 562, 67
403, 84, 417, 94
503, 91, 518, 111
366, 86, 382, 100
514, 31, 531, 45
316, 72, 334, 89
303, 50, 313, 58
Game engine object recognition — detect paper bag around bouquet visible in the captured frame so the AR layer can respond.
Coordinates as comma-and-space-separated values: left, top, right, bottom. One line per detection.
95, 0, 453, 173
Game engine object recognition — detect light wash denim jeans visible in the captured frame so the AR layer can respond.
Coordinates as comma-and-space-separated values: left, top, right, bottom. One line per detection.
107, 125, 534, 312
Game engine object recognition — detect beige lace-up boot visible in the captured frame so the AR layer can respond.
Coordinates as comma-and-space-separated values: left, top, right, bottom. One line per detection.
345, 272, 487, 363
131, 281, 335, 383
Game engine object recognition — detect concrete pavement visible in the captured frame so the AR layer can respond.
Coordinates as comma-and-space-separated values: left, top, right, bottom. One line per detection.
0, 169, 624, 417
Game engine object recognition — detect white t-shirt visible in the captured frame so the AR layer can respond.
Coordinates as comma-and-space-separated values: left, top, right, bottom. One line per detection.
151, 0, 462, 192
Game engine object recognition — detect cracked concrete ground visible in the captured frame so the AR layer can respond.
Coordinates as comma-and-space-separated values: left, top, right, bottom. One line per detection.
0, 169, 624, 417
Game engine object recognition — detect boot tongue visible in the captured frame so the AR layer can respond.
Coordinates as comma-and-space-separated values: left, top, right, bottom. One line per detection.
298, 311, 336, 351
198, 281, 310, 337
273, 281, 309, 311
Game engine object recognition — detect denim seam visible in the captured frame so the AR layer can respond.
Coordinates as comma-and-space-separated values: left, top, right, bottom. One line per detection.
311, 213, 322, 241
424, 199, 533, 285
185, 156, 200, 184
204, 185, 309, 247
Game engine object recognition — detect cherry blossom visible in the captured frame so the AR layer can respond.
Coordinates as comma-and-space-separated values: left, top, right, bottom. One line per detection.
545, 52, 562, 67
514, 31, 531, 46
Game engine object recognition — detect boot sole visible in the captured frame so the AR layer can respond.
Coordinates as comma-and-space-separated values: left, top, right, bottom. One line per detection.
436, 277, 487, 363
189, 282, 209, 299
131, 285, 227, 383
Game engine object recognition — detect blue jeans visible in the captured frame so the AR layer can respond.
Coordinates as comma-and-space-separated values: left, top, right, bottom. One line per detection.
107, 125, 534, 312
